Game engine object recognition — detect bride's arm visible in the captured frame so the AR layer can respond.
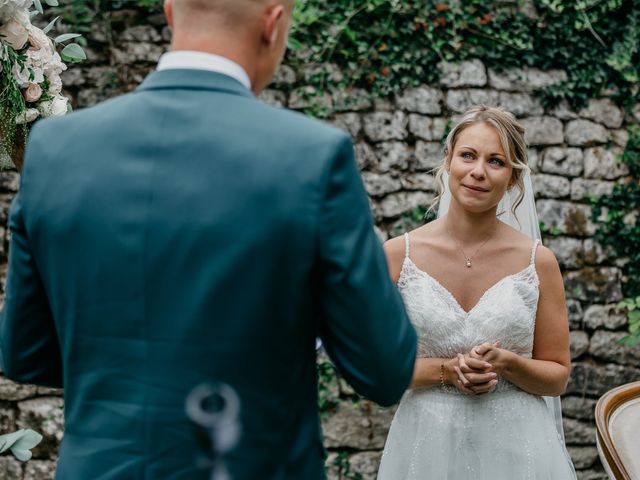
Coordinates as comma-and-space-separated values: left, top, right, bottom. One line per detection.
474, 246, 571, 396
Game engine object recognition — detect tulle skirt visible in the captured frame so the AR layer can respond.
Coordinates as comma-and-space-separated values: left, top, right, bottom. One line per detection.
377, 384, 577, 480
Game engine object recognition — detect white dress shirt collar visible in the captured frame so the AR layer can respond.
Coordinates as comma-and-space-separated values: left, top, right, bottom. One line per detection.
157, 51, 252, 90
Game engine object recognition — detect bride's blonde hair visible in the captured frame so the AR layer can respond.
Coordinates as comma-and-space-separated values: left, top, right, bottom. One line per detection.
430, 105, 529, 215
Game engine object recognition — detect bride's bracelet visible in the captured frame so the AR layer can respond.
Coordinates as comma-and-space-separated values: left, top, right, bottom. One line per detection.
439, 363, 445, 386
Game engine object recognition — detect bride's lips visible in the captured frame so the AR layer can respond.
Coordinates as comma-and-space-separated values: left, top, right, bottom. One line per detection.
462, 184, 490, 193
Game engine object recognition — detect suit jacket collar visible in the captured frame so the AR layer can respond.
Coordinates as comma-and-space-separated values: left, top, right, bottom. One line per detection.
137, 69, 255, 99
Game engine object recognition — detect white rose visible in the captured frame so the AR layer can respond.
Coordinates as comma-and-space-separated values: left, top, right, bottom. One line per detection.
0, 18, 29, 50
15, 107, 40, 125
26, 46, 52, 69
38, 95, 69, 117
44, 52, 67, 77
12, 60, 44, 88
23, 82, 42, 102
27, 25, 54, 55
0, 1, 33, 23
48, 74, 62, 95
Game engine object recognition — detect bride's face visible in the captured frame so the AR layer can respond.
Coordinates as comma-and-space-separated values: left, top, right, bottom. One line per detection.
447, 122, 513, 214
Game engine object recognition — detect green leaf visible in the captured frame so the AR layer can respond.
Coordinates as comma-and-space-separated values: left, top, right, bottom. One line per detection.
33, 0, 43, 14
43, 16, 60, 34
54, 33, 82, 44
61, 43, 87, 62
44, 0, 59, 5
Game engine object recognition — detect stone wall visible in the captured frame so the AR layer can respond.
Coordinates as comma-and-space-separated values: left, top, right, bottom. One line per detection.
1, 11, 638, 480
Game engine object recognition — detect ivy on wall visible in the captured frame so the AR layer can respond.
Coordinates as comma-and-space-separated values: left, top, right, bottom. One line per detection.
54, 0, 639, 111
592, 126, 640, 345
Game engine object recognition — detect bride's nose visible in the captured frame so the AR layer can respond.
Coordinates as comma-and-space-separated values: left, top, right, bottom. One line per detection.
469, 161, 486, 180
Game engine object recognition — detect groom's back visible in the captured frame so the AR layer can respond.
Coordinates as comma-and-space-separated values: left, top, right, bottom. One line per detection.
21, 72, 351, 479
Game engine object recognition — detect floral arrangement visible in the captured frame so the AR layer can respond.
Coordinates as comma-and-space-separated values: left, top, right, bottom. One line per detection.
0, 0, 85, 170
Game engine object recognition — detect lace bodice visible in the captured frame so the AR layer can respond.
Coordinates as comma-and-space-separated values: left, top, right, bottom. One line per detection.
398, 233, 540, 362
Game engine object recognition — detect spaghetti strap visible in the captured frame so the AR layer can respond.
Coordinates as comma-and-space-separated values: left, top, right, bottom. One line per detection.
530, 239, 541, 265
404, 233, 411, 259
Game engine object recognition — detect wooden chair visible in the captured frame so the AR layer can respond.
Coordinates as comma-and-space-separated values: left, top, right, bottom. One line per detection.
595, 381, 640, 480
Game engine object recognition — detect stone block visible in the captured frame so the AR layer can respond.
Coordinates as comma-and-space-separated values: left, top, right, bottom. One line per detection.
578, 99, 624, 129
414, 141, 444, 172
110, 43, 164, 64
561, 396, 597, 421
550, 101, 579, 120
289, 86, 333, 111
0, 172, 20, 193
583, 304, 627, 330
0, 406, 16, 433
521, 117, 564, 146
408, 115, 447, 142
611, 129, 629, 149
544, 236, 583, 269
438, 59, 487, 87
541, 147, 583, 177
331, 87, 373, 112
361, 172, 402, 197
321, 400, 395, 449
400, 173, 436, 192
531, 173, 570, 198
445, 89, 498, 113
374, 142, 412, 172
258, 89, 286, 108
569, 331, 589, 359
23, 460, 57, 480
302, 63, 343, 84
324, 452, 340, 480
120, 25, 162, 43
576, 469, 608, 480
537, 200, 595, 236
346, 451, 383, 480
582, 239, 610, 266
497, 91, 544, 117
355, 142, 376, 170
583, 147, 628, 180
589, 330, 640, 367
567, 446, 598, 469
0, 457, 23, 479
564, 267, 622, 303
563, 417, 596, 445
376, 191, 434, 219
363, 112, 408, 142
570, 178, 615, 201
331, 113, 362, 138
487, 67, 567, 92
17, 397, 64, 459
0, 377, 37, 401
528, 148, 540, 172
565, 120, 609, 146
272, 65, 296, 85
395, 87, 443, 114
566, 299, 584, 330
567, 362, 640, 397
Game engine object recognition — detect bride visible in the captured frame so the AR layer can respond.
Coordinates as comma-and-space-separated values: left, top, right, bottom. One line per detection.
377, 106, 576, 479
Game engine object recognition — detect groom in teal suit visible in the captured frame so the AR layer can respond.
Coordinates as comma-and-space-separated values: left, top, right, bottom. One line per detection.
0, 0, 416, 478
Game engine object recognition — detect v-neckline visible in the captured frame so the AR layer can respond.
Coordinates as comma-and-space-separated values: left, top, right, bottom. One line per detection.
401, 257, 537, 315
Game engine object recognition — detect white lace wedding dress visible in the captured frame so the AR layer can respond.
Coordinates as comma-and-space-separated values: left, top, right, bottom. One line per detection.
377, 234, 576, 480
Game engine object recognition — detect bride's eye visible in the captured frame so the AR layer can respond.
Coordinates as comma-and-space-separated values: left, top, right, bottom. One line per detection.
460, 151, 474, 160
489, 158, 506, 167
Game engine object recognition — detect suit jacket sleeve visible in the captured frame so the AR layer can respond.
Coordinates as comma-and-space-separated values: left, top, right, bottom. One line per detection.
316, 133, 416, 407
0, 150, 63, 388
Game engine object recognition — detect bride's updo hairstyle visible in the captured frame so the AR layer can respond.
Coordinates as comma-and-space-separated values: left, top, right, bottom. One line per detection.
431, 105, 529, 215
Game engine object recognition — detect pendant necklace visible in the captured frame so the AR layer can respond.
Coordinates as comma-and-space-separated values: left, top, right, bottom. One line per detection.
446, 222, 496, 269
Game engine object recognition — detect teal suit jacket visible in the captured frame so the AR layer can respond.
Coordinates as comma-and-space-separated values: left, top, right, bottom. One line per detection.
0, 69, 416, 479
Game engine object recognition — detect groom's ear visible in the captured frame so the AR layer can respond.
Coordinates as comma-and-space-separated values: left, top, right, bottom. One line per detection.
262, 4, 285, 46
164, 0, 174, 30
